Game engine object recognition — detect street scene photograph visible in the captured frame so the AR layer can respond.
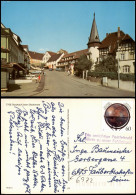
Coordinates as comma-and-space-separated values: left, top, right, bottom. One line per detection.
1, 1, 135, 97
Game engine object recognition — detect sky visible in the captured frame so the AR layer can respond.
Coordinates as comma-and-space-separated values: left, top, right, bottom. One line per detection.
1, 1, 135, 53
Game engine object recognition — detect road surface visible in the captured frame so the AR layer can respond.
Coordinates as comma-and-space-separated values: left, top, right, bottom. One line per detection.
35, 70, 135, 97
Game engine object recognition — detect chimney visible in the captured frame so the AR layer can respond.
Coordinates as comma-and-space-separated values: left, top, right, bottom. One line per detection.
106, 33, 108, 37
118, 27, 120, 38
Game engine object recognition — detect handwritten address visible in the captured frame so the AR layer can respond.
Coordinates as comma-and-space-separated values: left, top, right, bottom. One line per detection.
70, 132, 133, 183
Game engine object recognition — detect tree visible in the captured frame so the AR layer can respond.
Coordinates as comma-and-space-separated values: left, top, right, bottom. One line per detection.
41, 63, 45, 68
95, 56, 118, 72
74, 54, 92, 76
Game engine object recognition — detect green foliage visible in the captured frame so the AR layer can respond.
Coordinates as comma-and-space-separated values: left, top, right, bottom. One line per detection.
41, 63, 45, 68
88, 72, 118, 80
74, 55, 92, 76
95, 56, 118, 72
120, 73, 135, 82
88, 71, 135, 82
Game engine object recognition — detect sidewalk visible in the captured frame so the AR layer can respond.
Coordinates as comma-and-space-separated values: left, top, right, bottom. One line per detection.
70, 74, 135, 95
1, 74, 45, 97
70, 74, 101, 87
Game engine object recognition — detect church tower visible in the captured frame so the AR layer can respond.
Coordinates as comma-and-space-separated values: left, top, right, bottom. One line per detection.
87, 13, 101, 70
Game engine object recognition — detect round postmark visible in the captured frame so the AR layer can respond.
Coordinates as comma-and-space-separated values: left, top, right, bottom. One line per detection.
104, 103, 130, 130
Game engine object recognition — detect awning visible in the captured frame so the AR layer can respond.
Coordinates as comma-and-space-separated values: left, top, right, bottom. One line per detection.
10, 63, 26, 71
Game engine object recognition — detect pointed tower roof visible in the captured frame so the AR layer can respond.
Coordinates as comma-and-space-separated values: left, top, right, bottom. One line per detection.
87, 13, 100, 47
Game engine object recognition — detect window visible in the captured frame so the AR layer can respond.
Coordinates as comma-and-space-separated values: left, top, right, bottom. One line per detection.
123, 65, 130, 73
120, 53, 125, 60
129, 52, 134, 55
103, 55, 106, 59
129, 51, 134, 60
99, 57, 102, 62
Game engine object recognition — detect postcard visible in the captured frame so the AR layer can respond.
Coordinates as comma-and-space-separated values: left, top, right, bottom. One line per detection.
1, 98, 135, 194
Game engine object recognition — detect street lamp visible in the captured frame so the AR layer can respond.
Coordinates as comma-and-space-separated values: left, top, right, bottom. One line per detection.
117, 40, 120, 88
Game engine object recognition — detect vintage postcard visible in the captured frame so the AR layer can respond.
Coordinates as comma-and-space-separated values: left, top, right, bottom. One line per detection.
1, 98, 135, 194
1, 1, 135, 97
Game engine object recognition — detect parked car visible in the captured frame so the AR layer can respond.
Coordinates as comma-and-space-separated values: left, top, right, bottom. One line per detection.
55, 68, 64, 71
55, 68, 61, 71
60, 68, 65, 72
49, 68, 53, 71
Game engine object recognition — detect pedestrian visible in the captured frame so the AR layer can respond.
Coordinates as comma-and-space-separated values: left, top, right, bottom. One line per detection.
38, 74, 41, 83
67, 70, 70, 76
69, 68, 71, 75
35, 75, 38, 83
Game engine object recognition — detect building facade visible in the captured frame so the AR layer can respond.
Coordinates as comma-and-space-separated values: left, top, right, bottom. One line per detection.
22, 45, 30, 71
1, 23, 28, 82
46, 53, 64, 69
1, 27, 19, 64
28, 51, 44, 66
1, 23, 29, 90
58, 49, 88, 74
42, 51, 57, 66
87, 14, 135, 74
98, 27, 135, 73
116, 34, 135, 74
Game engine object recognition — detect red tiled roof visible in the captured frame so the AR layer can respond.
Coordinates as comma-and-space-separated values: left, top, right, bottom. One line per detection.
99, 31, 125, 53
121, 34, 135, 43
28, 51, 44, 60
59, 49, 88, 63
47, 51, 57, 56
47, 53, 62, 63
22, 45, 28, 49
57, 49, 68, 54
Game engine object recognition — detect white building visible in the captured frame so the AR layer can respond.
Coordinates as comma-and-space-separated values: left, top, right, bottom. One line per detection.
22, 45, 30, 70
116, 34, 135, 74
12, 33, 25, 65
46, 53, 64, 69
87, 14, 135, 74
42, 51, 57, 66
